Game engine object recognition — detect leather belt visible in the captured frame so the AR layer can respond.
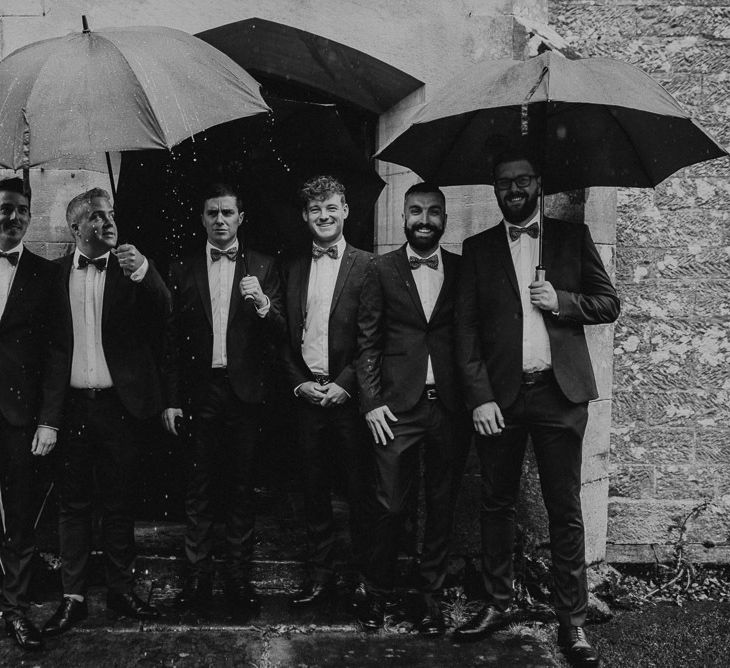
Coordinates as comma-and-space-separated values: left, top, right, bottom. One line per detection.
70, 387, 115, 400
424, 385, 438, 400
313, 374, 331, 386
521, 369, 553, 386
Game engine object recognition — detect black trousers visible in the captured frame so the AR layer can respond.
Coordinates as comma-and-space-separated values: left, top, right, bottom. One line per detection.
58, 389, 140, 596
184, 371, 258, 580
475, 374, 589, 627
366, 394, 457, 597
295, 399, 370, 583
0, 418, 35, 619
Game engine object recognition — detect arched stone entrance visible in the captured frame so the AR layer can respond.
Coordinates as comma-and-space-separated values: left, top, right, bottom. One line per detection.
113, 18, 424, 520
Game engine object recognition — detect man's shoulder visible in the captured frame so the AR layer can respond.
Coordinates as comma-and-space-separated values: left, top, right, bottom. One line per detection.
462, 224, 502, 249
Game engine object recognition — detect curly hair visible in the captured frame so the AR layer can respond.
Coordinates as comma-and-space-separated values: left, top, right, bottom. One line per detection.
299, 175, 346, 208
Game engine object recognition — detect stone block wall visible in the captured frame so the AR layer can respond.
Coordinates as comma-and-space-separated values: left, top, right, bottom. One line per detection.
551, 0, 730, 562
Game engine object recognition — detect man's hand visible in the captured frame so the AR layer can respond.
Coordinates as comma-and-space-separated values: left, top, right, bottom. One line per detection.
297, 381, 328, 405
31, 426, 57, 456
472, 402, 505, 436
239, 275, 266, 308
320, 382, 349, 408
162, 407, 184, 436
115, 243, 145, 277
365, 405, 398, 446
529, 280, 559, 312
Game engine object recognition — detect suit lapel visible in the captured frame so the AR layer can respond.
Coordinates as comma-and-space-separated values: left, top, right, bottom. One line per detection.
394, 246, 427, 322
430, 249, 454, 320
330, 244, 354, 315
494, 224, 520, 298
227, 250, 246, 326
0, 249, 34, 328
193, 253, 214, 329
102, 253, 121, 327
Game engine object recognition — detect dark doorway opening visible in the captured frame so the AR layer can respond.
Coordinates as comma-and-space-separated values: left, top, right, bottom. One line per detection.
114, 76, 380, 522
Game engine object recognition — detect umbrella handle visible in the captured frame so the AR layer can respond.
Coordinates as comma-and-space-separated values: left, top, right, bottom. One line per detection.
534, 267, 546, 282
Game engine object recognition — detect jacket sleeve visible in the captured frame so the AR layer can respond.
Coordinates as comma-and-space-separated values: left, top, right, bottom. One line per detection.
356, 259, 385, 413
554, 226, 621, 325
455, 238, 496, 411
38, 263, 71, 428
162, 263, 182, 409
258, 256, 286, 341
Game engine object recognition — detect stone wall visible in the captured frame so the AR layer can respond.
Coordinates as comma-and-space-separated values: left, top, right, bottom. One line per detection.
550, 0, 730, 562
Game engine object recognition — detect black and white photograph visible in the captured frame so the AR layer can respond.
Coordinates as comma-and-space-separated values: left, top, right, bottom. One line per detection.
0, 1, 728, 666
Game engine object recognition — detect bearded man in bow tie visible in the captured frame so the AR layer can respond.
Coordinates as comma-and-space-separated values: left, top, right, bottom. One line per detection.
453, 147, 619, 668
43, 187, 170, 637
355, 183, 464, 636
162, 183, 284, 613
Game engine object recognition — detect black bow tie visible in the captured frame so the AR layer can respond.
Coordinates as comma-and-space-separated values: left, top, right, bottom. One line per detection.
508, 223, 539, 241
312, 245, 338, 260
210, 246, 238, 262
409, 255, 439, 270
78, 255, 107, 271
0, 251, 19, 266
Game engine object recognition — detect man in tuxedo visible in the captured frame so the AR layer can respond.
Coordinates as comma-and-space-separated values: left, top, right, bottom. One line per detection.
162, 183, 285, 611
356, 183, 462, 636
281, 176, 372, 607
0, 178, 70, 651
453, 147, 619, 667
43, 187, 168, 637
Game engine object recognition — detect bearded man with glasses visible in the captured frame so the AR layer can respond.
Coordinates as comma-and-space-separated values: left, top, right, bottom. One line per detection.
453, 147, 620, 668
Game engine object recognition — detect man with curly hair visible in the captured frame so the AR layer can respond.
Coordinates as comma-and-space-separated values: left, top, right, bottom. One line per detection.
282, 176, 372, 607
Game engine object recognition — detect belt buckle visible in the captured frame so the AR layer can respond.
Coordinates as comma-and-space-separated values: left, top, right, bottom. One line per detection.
425, 387, 438, 400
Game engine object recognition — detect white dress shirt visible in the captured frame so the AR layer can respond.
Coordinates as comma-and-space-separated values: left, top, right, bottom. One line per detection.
69, 249, 114, 388
301, 237, 346, 376
206, 241, 269, 369
504, 215, 552, 372
0, 240, 23, 320
407, 244, 444, 385
207, 240, 238, 369
69, 248, 149, 389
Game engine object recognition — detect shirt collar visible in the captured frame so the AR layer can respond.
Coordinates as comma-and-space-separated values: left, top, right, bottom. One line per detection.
312, 237, 347, 257
504, 212, 541, 241
73, 247, 111, 267
406, 244, 442, 264
1, 240, 24, 261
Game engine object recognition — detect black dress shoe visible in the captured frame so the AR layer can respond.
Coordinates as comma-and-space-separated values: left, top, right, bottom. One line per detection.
289, 580, 335, 608
416, 607, 445, 637
106, 590, 160, 620
175, 574, 213, 608
225, 579, 261, 611
452, 604, 508, 642
357, 594, 385, 631
43, 597, 88, 637
558, 625, 600, 667
5, 616, 43, 651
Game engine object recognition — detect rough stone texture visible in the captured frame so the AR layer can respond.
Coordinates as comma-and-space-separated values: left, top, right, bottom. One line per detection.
551, 0, 730, 563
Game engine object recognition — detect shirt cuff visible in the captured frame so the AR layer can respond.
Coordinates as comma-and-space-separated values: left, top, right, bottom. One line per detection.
130, 257, 149, 282
293, 383, 304, 397
38, 424, 58, 431
255, 294, 271, 317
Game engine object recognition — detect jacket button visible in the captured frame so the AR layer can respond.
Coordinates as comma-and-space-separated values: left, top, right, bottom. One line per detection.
515, 312, 522, 319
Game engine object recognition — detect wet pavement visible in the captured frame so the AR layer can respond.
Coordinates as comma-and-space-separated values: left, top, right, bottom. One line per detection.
0, 590, 559, 667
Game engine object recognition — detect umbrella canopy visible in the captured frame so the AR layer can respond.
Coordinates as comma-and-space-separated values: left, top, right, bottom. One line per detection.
376, 51, 727, 194
0, 20, 271, 170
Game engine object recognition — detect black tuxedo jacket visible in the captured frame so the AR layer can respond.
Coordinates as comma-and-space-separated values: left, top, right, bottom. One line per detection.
456, 217, 620, 411
164, 247, 285, 407
357, 245, 461, 414
282, 244, 372, 396
57, 252, 170, 420
0, 248, 70, 428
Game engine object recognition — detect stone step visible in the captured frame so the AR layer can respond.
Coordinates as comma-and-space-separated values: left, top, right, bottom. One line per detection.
3, 589, 560, 667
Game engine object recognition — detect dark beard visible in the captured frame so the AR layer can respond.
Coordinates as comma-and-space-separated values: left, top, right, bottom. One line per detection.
498, 191, 539, 224
403, 223, 444, 252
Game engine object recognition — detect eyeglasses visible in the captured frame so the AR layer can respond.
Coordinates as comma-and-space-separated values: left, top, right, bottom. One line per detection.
494, 174, 538, 190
